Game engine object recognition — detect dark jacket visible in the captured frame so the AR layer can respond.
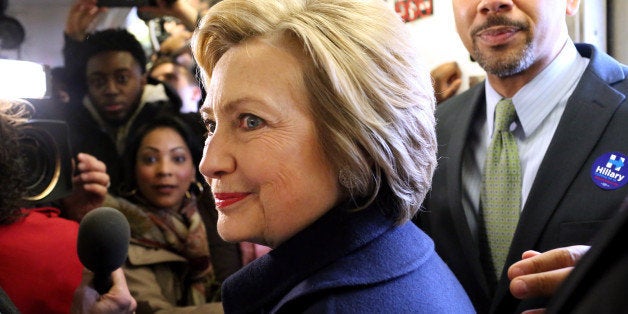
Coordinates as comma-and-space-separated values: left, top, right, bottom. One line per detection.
222, 200, 475, 313
417, 44, 628, 313
546, 197, 628, 313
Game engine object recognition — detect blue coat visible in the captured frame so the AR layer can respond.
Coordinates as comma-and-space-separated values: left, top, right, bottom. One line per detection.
221, 201, 475, 313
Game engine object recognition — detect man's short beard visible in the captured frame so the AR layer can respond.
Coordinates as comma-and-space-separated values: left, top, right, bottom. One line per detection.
473, 41, 535, 77
469, 15, 535, 78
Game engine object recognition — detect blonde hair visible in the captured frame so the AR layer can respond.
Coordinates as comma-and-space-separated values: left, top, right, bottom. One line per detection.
192, 0, 436, 224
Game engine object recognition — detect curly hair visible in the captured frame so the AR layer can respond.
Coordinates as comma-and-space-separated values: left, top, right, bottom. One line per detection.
0, 99, 32, 225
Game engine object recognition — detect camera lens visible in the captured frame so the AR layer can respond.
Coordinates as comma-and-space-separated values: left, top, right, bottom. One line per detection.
17, 120, 73, 202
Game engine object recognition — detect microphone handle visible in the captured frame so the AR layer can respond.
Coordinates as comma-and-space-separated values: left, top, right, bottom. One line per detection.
93, 272, 113, 295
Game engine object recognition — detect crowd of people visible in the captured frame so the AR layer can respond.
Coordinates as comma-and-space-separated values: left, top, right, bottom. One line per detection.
2, 0, 255, 313
0, 0, 627, 313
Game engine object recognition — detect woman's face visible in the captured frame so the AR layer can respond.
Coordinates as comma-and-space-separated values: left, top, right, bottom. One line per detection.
200, 37, 342, 248
136, 127, 196, 211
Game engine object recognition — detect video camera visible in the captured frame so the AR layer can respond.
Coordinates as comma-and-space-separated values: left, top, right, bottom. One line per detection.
0, 59, 74, 203
17, 117, 74, 203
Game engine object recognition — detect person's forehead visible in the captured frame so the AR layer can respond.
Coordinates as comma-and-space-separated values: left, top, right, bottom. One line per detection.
87, 51, 141, 72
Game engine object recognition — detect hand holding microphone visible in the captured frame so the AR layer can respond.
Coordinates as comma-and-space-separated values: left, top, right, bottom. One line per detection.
76, 207, 130, 295
71, 268, 136, 314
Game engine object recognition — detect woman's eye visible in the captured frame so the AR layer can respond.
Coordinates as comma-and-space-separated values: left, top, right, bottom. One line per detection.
140, 155, 157, 165
173, 155, 187, 164
239, 114, 265, 130
204, 119, 216, 135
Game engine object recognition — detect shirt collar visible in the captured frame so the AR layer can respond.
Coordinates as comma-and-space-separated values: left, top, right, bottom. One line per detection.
485, 39, 589, 137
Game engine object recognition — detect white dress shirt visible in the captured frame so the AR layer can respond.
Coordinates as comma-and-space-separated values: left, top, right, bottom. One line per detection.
460, 39, 590, 240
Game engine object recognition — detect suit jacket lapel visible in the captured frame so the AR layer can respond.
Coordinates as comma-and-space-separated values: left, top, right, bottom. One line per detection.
509, 49, 626, 266
443, 84, 492, 296
492, 46, 627, 311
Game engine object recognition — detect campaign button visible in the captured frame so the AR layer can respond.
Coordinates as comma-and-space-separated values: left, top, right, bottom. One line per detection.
591, 152, 628, 190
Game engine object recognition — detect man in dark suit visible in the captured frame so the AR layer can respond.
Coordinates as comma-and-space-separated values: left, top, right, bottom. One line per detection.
507, 198, 628, 313
415, 0, 628, 313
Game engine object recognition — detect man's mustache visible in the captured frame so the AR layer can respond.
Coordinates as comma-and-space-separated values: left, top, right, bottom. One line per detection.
470, 15, 529, 37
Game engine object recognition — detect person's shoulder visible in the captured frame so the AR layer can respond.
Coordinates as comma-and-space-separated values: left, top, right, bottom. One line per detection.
435, 82, 485, 127
296, 255, 475, 313
103, 194, 153, 236
26, 207, 78, 227
127, 242, 187, 266
438, 82, 484, 109
576, 43, 628, 86
20, 207, 68, 220
0, 207, 78, 240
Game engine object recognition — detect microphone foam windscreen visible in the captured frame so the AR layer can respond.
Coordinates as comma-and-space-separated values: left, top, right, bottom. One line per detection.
77, 207, 131, 273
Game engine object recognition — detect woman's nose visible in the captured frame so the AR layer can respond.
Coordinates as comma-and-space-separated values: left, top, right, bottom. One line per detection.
199, 130, 236, 180
156, 160, 173, 177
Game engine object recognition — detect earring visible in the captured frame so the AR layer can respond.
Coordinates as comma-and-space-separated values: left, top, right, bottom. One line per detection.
339, 166, 355, 190
194, 180, 204, 193
121, 188, 137, 198
186, 180, 204, 199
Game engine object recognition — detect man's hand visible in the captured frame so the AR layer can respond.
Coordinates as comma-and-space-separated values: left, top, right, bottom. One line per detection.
61, 153, 110, 221
508, 245, 590, 313
71, 268, 136, 314
65, 0, 107, 41
138, 0, 199, 31
431, 61, 462, 104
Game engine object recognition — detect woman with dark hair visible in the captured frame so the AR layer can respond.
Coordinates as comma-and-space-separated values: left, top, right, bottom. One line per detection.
102, 115, 240, 313
0, 99, 109, 314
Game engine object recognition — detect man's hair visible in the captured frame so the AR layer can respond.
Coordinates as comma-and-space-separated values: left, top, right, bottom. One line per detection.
0, 99, 31, 225
192, 0, 436, 224
84, 28, 148, 74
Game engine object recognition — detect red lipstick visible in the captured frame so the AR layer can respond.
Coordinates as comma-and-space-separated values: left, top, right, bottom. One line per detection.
213, 192, 249, 209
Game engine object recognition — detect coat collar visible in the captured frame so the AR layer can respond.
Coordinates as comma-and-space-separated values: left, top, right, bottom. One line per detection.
221, 200, 424, 313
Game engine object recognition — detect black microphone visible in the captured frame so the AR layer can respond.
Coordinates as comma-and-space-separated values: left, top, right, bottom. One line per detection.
77, 207, 130, 295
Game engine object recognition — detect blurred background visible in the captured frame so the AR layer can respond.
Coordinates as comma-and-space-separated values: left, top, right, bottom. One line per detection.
1, 0, 627, 97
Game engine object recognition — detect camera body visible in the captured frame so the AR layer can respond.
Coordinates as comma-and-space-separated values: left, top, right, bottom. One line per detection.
17, 119, 74, 203
0, 60, 74, 204
97, 0, 176, 7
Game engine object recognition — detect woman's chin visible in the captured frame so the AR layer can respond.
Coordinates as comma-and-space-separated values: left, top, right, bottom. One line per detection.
217, 226, 255, 243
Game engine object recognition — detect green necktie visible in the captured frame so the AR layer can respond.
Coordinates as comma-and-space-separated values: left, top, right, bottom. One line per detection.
481, 98, 521, 278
